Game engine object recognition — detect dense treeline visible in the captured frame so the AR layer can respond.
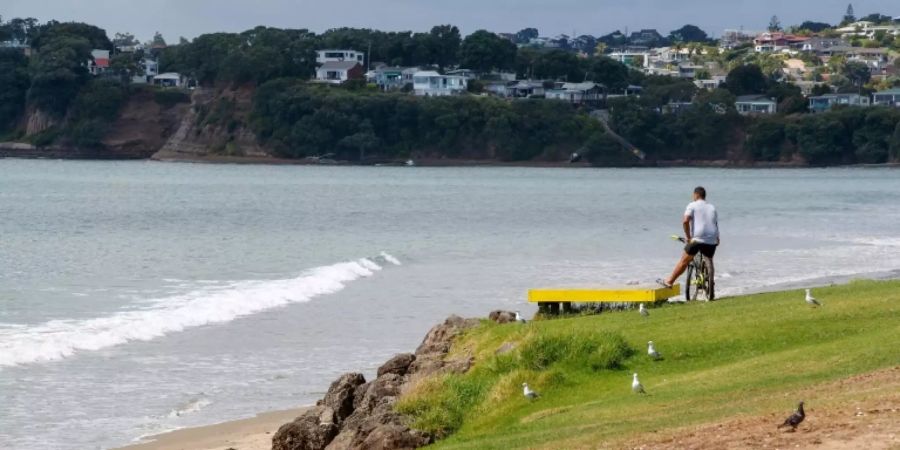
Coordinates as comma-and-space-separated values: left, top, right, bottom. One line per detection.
249, 79, 609, 162
746, 107, 900, 165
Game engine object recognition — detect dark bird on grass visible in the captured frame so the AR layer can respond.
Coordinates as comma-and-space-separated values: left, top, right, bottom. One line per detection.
777, 401, 805, 431
569, 152, 582, 163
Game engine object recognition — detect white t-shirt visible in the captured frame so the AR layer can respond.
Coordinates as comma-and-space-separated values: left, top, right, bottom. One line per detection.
685, 200, 719, 245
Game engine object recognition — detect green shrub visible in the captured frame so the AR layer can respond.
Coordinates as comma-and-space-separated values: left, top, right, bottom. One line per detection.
519, 330, 633, 371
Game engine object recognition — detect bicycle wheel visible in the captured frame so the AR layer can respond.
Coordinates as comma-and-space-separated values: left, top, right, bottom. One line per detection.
684, 263, 696, 301
701, 256, 715, 301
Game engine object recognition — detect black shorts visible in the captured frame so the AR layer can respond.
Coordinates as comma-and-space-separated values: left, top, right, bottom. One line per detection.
685, 241, 717, 258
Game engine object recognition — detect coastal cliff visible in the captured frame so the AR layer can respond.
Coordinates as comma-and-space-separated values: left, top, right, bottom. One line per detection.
152, 86, 271, 162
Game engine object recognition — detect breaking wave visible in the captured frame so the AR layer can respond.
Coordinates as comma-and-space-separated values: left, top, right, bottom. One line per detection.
0, 254, 400, 368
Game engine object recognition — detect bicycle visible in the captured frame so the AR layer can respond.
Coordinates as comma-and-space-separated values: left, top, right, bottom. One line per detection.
671, 235, 715, 301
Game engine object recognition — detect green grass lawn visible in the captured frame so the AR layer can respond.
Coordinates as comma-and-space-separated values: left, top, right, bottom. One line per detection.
396, 280, 900, 449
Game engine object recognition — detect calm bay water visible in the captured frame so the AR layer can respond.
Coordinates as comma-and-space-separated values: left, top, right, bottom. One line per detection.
1, 159, 899, 449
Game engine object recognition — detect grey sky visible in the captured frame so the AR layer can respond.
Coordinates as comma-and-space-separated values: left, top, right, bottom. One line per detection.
3, 0, 898, 43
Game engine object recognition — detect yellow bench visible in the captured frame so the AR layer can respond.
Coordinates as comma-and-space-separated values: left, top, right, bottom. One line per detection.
528, 284, 681, 315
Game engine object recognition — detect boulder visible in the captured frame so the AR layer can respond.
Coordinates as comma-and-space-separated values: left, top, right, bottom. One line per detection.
377, 353, 416, 377
414, 315, 479, 357
489, 310, 516, 324
321, 372, 366, 424
359, 424, 432, 450
272, 406, 339, 450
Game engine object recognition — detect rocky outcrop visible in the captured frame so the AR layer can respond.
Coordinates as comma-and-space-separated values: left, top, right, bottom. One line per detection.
489, 310, 516, 324
272, 315, 480, 450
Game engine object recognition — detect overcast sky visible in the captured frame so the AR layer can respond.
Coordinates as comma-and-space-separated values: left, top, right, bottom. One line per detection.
3, 0, 898, 42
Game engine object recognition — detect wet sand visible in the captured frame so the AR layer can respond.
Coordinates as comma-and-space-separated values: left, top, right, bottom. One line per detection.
116, 408, 307, 450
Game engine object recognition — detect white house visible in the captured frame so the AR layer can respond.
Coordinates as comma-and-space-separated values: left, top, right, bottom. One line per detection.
316, 49, 365, 65
693, 76, 726, 90
873, 88, 900, 107
131, 58, 159, 84
315, 61, 364, 84
412, 71, 467, 96
735, 95, 777, 115
836, 21, 900, 39
153, 72, 185, 87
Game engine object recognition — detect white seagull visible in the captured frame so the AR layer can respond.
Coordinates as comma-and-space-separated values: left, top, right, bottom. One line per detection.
805, 289, 822, 307
639, 304, 649, 317
647, 341, 662, 360
632, 373, 646, 394
522, 382, 539, 400
515, 311, 527, 324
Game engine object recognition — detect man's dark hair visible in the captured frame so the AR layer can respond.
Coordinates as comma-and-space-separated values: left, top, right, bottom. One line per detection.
694, 186, 706, 199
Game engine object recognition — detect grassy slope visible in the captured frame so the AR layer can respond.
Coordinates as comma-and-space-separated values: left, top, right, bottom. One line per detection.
398, 280, 900, 449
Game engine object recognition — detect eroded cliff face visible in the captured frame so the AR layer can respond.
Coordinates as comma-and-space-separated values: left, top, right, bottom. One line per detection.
101, 89, 192, 158
24, 108, 56, 136
152, 85, 270, 162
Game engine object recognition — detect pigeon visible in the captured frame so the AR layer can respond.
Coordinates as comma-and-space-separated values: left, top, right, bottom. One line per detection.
805, 289, 822, 307
639, 304, 649, 317
647, 341, 662, 360
777, 401, 806, 431
632, 373, 646, 394
515, 311, 527, 324
522, 382, 539, 400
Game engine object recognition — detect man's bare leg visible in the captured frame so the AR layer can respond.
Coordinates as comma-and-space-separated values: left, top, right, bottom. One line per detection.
665, 252, 694, 286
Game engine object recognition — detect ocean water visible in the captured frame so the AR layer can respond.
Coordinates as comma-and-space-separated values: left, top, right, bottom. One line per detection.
1, 160, 899, 449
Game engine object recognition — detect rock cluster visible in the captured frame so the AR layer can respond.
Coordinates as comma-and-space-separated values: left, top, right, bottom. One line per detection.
272, 315, 479, 450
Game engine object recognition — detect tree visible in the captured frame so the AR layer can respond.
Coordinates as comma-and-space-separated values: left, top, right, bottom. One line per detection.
587, 56, 630, 91
515, 28, 539, 44
860, 13, 892, 24
668, 25, 709, 43
889, 121, 900, 162
594, 42, 608, 55
427, 25, 460, 70
112, 32, 138, 48
0, 48, 30, 130
27, 34, 92, 116
768, 16, 782, 32
532, 49, 584, 81
151, 31, 166, 47
725, 64, 768, 96
459, 30, 517, 72
843, 4, 856, 24
842, 61, 871, 88
797, 21, 832, 33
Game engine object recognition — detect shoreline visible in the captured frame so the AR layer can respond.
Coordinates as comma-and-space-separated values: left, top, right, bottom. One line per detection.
111, 270, 900, 450
115, 407, 308, 450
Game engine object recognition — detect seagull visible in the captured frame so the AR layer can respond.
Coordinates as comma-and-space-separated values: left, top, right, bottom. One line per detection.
522, 382, 539, 400
647, 341, 662, 360
515, 311, 527, 324
805, 289, 822, 307
639, 304, 649, 317
777, 401, 806, 431
632, 373, 646, 394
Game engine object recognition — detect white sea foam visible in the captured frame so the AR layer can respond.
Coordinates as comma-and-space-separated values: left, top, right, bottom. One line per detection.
167, 396, 212, 418
0, 257, 396, 368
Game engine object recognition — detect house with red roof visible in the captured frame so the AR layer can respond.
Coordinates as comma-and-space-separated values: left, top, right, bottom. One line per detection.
753, 32, 808, 53
88, 49, 110, 75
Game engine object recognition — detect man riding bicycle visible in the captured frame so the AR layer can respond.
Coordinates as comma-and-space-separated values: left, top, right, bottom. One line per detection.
659, 186, 719, 289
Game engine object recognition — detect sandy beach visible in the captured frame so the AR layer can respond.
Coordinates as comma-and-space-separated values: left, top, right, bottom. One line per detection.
117, 408, 307, 450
